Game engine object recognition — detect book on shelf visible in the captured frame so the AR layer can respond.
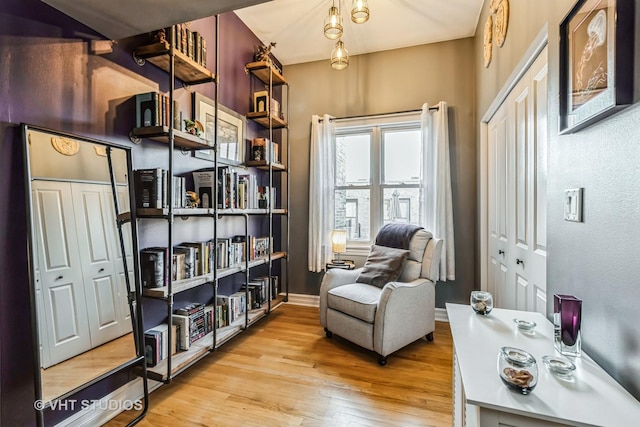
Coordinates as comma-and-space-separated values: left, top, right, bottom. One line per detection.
249, 138, 279, 163
243, 280, 267, 309
134, 168, 163, 209
140, 247, 167, 288
173, 245, 196, 279
217, 292, 247, 325
172, 303, 206, 350
254, 275, 279, 300
172, 251, 186, 281
144, 323, 178, 366
192, 169, 215, 209
134, 91, 179, 130
180, 241, 211, 276
134, 169, 186, 210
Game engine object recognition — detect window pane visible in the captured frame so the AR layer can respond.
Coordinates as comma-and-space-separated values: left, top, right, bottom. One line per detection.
383, 188, 421, 225
336, 134, 370, 186
335, 189, 370, 240
383, 130, 421, 184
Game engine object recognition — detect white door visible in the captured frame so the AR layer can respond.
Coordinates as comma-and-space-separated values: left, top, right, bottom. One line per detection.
487, 46, 548, 315
33, 181, 92, 367
71, 183, 125, 346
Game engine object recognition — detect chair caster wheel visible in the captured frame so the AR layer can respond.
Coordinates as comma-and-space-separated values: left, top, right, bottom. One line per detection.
324, 327, 333, 338
426, 332, 434, 342
378, 356, 387, 366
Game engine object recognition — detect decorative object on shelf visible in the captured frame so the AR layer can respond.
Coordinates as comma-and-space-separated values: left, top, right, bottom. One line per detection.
553, 294, 582, 357
331, 229, 347, 264
324, 1, 343, 40
255, 41, 276, 62
483, 15, 493, 68
50, 136, 80, 156
470, 290, 493, 315
192, 92, 246, 163
331, 40, 349, 70
494, 0, 509, 48
184, 119, 203, 137
542, 355, 576, 378
94, 145, 107, 157
351, 0, 369, 23
559, 0, 634, 134
489, 0, 500, 13
185, 191, 200, 208
498, 346, 538, 395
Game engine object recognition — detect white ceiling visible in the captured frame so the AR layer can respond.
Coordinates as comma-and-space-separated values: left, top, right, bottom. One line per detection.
235, 0, 485, 66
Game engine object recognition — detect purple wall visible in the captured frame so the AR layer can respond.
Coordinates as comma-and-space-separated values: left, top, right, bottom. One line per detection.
0, 1, 269, 424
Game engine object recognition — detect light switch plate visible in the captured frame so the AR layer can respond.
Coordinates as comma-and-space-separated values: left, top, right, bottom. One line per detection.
564, 188, 583, 222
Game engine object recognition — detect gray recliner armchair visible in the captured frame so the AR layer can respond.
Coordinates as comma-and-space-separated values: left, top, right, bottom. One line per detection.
319, 227, 443, 365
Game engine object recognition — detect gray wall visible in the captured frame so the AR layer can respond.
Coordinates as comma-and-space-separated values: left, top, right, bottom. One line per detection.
284, 38, 477, 307
474, 0, 640, 400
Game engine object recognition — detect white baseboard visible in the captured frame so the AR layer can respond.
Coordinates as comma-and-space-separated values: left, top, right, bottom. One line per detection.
435, 307, 449, 323
286, 293, 320, 307
55, 378, 162, 427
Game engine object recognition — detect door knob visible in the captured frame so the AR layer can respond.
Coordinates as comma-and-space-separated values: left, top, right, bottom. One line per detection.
498, 250, 504, 255
55, 275, 63, 280
516, 258, 524, 266
99, 268, 105, 273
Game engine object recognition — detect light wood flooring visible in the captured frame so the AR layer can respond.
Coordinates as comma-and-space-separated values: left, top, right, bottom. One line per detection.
42, 333, 136, 403
108, 304, 453, 426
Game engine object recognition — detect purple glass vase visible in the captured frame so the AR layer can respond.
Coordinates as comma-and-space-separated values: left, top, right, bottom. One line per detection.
553, 294, 582, 357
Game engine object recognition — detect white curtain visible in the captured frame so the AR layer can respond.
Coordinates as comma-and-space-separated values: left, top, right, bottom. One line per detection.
308, 114, 335, 272
421, 102, 455, 281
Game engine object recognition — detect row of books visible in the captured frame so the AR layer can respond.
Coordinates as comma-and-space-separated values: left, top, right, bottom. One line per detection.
141, 241, 215, 288
220, 167, 275, 210
145, 276, 280, 365
161, 23, 207, 68
216, 235, 273, 269
134, 91, 180, 129
134, 168, 188, 210
144, 323, 178, 367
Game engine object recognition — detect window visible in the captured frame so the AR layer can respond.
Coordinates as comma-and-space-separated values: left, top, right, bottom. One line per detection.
334, 120, 423, 250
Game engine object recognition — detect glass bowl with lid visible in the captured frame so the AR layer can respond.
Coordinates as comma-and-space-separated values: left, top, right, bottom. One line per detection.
470, 291, 493, 315
498, 346, 538, 394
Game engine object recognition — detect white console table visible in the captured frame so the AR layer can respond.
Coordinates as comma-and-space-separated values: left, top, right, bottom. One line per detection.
446, 303, 640, 427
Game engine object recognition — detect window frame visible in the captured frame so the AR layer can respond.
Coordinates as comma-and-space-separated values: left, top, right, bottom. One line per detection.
333, 118, 422, 254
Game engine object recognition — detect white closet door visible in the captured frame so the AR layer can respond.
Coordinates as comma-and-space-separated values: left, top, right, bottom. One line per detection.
71, 183, 123, 347
33, 181, 91, 367
487, 46, 548, 315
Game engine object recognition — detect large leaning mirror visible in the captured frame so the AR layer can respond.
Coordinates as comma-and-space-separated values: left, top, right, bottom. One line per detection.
22, 125, 146, 408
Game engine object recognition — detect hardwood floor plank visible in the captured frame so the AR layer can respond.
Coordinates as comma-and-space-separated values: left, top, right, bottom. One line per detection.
107, 304, 452, 426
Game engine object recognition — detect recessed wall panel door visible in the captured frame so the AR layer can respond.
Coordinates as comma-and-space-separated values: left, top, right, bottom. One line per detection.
72, 183, 122, 346
33, 181, 91, 367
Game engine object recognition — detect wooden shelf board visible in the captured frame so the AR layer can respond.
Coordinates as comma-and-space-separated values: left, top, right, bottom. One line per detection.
143, 274, 214, 298
246, 111, 287, 129
215, 320, 245, 347
145, 331, 214, 382
217, 208, 286, 215
131, 127, 213, 150
245, 61, 286, 85
134, 42, 215, 85
245, 160, 286, 171
217, 252, 286, 279
136, 207, 214, 218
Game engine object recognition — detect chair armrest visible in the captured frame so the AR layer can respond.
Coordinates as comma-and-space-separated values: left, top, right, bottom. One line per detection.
319, 268, 362, 327
373, 279, 436, 356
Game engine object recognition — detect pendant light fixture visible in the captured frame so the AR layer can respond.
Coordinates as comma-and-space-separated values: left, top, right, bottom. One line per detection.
331, 39, 349, 70
351, 0, 370, 24
324, 1, 343, 40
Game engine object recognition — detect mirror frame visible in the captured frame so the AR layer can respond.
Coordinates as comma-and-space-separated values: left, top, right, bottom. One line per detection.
21, 124, 148, 425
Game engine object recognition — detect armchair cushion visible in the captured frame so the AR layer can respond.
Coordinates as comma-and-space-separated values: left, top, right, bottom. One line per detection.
328, 283, 382, 323
356, 245, 410, 288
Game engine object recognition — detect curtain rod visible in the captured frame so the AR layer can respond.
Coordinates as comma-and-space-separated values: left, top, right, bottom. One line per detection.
319, 106, 439, 122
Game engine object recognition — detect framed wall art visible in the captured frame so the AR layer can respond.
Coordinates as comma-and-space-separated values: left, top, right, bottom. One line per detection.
192, 92, 246, 163
559, 0, 634, 134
